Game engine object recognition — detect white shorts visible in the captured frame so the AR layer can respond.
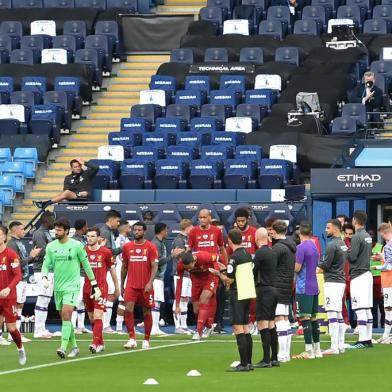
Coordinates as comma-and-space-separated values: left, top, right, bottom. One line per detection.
350, 271, 373, 310
153, 279, 165, 303
77, 277, 85, 302
383, 287, 392, 308
173, 276, 192, 298
34, 272, 54, 297
16, 281, 27, 304
324, 282, 346, 312
107, 271, 115, 295
275, 303, 289, 316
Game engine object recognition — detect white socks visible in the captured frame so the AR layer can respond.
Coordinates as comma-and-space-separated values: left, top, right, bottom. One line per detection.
383, 310, 392, 339
103, 301, 113, 329
16, 308, 22, 331
338, 312, 345, 349
34, 295, 50, 334
77, 301, 85, 329
152, 301, 161, 331
366, 308, 373, 341
327, 311, 339, 351
355, 309, 368, 342
276, 320, 288, 359
180, 300, 188, 330
285, 319, 292, 357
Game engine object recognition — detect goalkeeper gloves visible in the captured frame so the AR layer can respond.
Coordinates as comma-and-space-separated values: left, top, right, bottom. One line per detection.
90, 280, 102, 301
42, 275, 50, 289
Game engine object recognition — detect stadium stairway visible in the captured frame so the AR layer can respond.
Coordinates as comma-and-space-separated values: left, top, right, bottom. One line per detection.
157, 0, 206, 14
9, 54, 170, 226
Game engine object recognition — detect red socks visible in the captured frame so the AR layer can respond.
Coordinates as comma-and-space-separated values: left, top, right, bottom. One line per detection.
144, 313, 152, 341
197, 303, 209, 334
93, 319, 103, 345
125, 311, 136, 339
206, 296, 217, 328
9, 329, 22, 349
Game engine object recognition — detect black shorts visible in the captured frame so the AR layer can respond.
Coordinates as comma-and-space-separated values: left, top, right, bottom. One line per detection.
256, 286, 278, 321
229, 290, 251, 326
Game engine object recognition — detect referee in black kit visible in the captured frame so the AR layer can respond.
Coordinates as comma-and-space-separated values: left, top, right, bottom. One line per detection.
211, 229, 256, 372
253, 227, 279, 368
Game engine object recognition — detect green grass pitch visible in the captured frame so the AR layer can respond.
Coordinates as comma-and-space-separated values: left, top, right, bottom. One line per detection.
0, 334, 390, 392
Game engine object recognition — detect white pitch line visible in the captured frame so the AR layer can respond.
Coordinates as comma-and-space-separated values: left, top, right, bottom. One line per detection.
0, 340, 202, 377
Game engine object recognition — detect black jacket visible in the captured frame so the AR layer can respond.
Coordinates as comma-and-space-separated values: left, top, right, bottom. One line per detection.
63, 161, 98, 196
272, 238, 296, 305
351, 83, 383, 112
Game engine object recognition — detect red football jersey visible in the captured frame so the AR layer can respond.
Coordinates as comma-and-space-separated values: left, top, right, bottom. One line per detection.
122, 240, 158, 290
175, 251, 219, 304
0, 247, 21, 301
188, 225, 224, 254
227, 225, 257, 257
84, 246, 114, 293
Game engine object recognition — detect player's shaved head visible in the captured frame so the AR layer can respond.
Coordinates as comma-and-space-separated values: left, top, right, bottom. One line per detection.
255, 227, 269, 248
198, 208, 212, 229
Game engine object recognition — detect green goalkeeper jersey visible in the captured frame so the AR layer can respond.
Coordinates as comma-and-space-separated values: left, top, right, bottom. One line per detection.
41, 238, 95, 292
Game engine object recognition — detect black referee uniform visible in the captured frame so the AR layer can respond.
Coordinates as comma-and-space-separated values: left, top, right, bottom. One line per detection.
253, 245, 279, 367
227, 246, 254, 372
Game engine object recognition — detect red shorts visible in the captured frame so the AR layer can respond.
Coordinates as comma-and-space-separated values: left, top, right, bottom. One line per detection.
124, 287, 154, 309
0, 299, 17, 323
83, 290, 107, 312
191, 275, 219, 302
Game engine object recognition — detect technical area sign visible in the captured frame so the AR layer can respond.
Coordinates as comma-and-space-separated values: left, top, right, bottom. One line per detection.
311, 168, 392, 195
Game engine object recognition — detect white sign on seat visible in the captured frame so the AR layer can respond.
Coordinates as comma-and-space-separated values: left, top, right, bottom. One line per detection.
270, 144, 297, 163
225, 117, 253, 133
31, 20, 56, 36
97, 145, 124, 161
0, 104, 25, 122
382, 47, 392, 60
223, 20, 249, 35
41, 49, 67, 64
255, 74, 281, 91
139, 89, 167, 107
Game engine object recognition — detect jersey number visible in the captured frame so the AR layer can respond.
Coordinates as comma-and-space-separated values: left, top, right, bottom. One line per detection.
97, 297, 107, 306
325, 297, 330, 306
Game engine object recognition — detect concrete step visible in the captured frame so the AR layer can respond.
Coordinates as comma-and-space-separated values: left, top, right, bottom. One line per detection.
89, 112, 128, 119
56, 155, 97, 163
67, 141, 105, 148
126, 55, 169, 62
78, 127, 118, 133
121, 63, 162, 70
117, 69, 156, 77
10, 213, 33, 222
80, 119, 122, 127
94, 100, 136, 108
111, 84, 149, 91
101, 91, 140, 98
40, 176, 66, 182
29, 191, 58, 198
35, 184, 63, 191
165, 0, 206, 4
69, 134, 109, 141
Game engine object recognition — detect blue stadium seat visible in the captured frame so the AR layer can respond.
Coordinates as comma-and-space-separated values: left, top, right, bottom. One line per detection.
166, 104, 197, 122
201, 104, 230, 122
258, 19, 284, 39
223, 159, 256, 189
346, 0, 371, 19
108, 130, 140, 157
132, 146, 164, 160
155, 159, 186, 189
242, 0, 267, 18
201, 144, 232, 160
155, 117, 187, 133
372, 5, 392, 31
43, 90, 72, 130
63, 20, 87, 49
212, 132, 242, 147
0, 0, 11, 8
239, 47, 264, 64
266, 5, 292, 34
235, 145, 262, 162
170, 48, 194, 64
245, 89, 276, 110
20, 36, 45, 63
119, 159, 153, 190
44, 0, 75, 6
200, 6, 226, 34
204, 47, 229, 63
264, 203, 294, 224
207, 0, 232, 17
189, 159, 222, 189
0, 77, 13, 104
142, 132, 171, 149
293, 19, 319, 35
0, 22, 22, 49
175, 89, 205, 111
121, 117, 152, 132
13, 147, 38, 178
153, 203, 182, 223
11, 91, 34, 121
275, 46, 300, 66
75, 48, 103, 88
52, 35, 77, 61
185, 75, 211, 96
176, 131, 204, 147
21, 76, 47, 104
10, 49, 35, 65
331, 116, 358, 135
0, 147, 11, 163
233, 4, 260, 34
190, 117, 222, 133
167, 145, 199, 161
150, 75, 177, 99
258, 174, 283, 189
95, 21, 122, 60
130, 104, 162, 125
341, 103, 367, 128
55, 76, 82, 117
337, 5, 363, 31
311, 0, 337, 16
0, 119, 20, 134
0, 161, 26, 192
88, 159, 118, 189
0, 175, 15, 206
30, 104, 61, 146
363, 18, 388, 33
301, 5, 328, 34
13, 0, 42, 7
260, 158, 292, 185
75, 0, 106, 8
0, 34, 12, 63
220, 75, 246, 95
106, 0, 138, 12
85, 34, 112, 73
